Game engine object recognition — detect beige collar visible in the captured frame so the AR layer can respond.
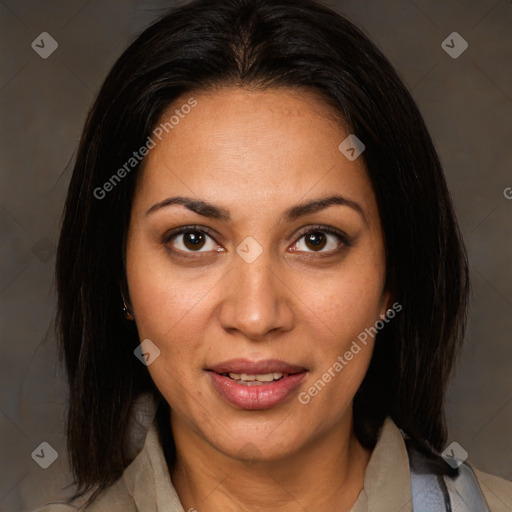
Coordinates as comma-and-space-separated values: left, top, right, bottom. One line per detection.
122, 397, 412, 512
122, 421, 185, 511
351, 417, 412, 512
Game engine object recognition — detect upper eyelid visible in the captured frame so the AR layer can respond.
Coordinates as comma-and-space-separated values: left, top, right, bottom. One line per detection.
295, 225, 348, 240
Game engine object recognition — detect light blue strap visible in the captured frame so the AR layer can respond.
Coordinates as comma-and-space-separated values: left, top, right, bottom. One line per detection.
410, 452, 490, 512
444, 464, 490, 512
410, 470, 450, 511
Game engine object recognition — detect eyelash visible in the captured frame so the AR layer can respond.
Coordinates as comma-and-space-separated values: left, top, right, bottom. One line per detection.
162, 224, 352, 258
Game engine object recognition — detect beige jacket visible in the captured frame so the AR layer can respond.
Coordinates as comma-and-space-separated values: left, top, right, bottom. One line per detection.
33, 397, 512, 512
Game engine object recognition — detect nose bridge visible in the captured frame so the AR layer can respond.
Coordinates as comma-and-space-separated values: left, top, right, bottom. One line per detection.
219, 250, 292, 339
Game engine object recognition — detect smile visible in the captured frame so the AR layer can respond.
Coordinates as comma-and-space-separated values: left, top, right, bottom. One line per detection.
206, 369, 307, 410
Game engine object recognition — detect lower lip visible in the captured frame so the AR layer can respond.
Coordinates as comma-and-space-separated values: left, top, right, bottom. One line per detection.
207, 371, 307, 410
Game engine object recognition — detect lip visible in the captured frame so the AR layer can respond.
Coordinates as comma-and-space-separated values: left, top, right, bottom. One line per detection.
206, 358, 307, 375
207, 371, 307, 410
205, 359, 308, 410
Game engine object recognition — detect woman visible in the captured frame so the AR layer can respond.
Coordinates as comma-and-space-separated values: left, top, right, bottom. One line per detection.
35, 0, 512, 510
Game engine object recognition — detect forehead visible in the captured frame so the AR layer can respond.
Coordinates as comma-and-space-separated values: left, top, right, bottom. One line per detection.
134, 87, 377, 224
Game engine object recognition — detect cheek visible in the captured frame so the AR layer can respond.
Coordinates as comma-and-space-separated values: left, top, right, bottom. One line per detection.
297, 281, 379, 429
304, 257, 386, 349
296, 247, 386, 409
126, 231, 216, 339
324, 277, 384, 342
125, 239, 218, 397
127, 258, 215, 410
130, 276, 210, 343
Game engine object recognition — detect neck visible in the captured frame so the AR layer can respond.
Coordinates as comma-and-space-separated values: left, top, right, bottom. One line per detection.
169, 412, 371, 512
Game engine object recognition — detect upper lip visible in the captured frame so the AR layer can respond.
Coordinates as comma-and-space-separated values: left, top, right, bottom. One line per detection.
207, 358, 307, 375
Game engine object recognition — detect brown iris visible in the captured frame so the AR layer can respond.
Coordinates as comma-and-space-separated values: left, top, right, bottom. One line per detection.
304, 232, 327, 251
183, 231, 206, 251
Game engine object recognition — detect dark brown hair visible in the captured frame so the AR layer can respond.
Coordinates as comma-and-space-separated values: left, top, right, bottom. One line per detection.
56, 0, 469, 505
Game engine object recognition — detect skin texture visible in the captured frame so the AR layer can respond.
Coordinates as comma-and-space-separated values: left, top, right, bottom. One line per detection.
125, 87, 391, 511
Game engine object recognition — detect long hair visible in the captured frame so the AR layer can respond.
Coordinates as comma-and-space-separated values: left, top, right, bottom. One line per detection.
56, 0, 469, 505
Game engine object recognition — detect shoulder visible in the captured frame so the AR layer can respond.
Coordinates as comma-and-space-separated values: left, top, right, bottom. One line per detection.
30, 478, 136, 512
473, 467, 512, 512
403, 427, 511, 512
30, 505, 78, 512
30, 395, 161, 512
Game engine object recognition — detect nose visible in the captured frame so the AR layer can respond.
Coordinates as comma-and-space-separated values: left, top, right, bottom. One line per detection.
218, 255, 294, 341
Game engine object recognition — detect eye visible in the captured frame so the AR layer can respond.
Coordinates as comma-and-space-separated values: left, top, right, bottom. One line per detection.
290, 226, 350, 253
163, 225, 351, 257
164, 227, 221, 253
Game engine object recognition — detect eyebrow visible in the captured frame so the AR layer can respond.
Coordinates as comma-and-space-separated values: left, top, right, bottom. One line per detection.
145, 194, 367, 225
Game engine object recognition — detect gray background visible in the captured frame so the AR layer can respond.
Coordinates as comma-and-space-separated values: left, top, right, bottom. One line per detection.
0, 0, 511, 510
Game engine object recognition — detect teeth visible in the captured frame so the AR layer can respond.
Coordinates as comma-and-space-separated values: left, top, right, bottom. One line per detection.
228, 372, 286, 382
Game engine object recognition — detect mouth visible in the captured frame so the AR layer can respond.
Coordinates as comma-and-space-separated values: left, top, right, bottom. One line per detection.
213, 371, 293, 385
206, 358, 307, 375
205, 359, 308, 410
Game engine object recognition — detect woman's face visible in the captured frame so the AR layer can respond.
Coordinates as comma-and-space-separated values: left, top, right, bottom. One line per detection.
126, 87, 389, 462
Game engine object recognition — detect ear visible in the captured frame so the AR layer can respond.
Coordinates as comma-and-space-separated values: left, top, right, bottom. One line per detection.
379, 289, 393, 319
119, 277, 133, 310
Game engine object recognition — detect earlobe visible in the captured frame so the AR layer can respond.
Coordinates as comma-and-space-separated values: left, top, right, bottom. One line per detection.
122, 298, 135, 320
379, 290, 393, 320
119, 280, 135, 321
